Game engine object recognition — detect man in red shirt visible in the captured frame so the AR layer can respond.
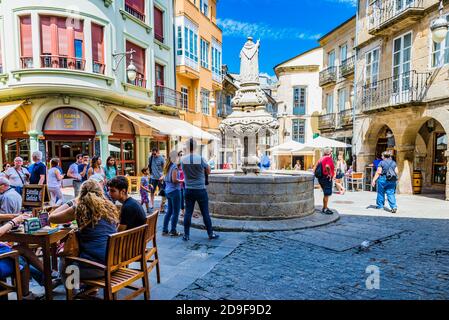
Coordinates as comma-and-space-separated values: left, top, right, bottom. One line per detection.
314, 147, 335, 215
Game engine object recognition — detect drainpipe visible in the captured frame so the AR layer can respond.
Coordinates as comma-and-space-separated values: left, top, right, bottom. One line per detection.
352, 2, 360, 172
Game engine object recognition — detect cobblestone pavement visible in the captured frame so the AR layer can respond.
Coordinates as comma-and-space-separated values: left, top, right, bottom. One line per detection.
174, 191, 449, 300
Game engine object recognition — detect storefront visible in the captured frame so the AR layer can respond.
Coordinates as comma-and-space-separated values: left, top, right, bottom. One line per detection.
2, 110, 30, 164
42, 107, 96, 173
110, 115, 137, 176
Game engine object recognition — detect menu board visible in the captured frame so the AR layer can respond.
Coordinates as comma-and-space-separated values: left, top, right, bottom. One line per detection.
22, 184, 46, 208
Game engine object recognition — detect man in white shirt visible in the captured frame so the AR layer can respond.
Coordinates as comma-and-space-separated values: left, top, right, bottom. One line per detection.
0, 177, 22, 215
67, 154, 83, 197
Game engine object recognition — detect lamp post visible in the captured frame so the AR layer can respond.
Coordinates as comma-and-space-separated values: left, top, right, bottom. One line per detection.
112, 49, 137, 82
431, 0, 448, 43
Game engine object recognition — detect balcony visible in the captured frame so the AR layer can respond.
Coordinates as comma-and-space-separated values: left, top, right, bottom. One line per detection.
127, 72, 146, 88
155, 85, 182, 109
125, 4, 145, 22
340, 56, 355, 78
217, 104, 233, 118
293, 105, 306, 116
338, 109, 353, 128
20, 56, 33, 69
318, 113, 336, 131
41, 55, 85, 71
93, 61, 105, 74
319, 66, 337, 87
359, 70, 431, 113
368, 0, 424, 36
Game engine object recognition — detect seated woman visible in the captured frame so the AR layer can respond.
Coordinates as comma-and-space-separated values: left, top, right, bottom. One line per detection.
49, 179, 119, 281
0, 214, 42, 300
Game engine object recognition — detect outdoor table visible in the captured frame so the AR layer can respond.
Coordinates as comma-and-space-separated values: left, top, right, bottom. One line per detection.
0, 228, 71, 300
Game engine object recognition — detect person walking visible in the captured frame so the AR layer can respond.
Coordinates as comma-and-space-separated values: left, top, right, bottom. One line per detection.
148, 148, 165, 212
87, 156, 106, 181
314, 147, 335, 215
162, 150, 183, 237
181, 138, 219, 241
47, 158, 64, 206
29, 151, 46, 185
372, 151, 399, 213
5, 157, 29, 196
140, 168, 152, 214
67, 154, 83, 197
335, 153, 347, 195
104, 156, 117, 182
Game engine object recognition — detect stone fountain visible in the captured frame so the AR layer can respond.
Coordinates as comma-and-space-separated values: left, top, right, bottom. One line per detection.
208, 37, 316, 221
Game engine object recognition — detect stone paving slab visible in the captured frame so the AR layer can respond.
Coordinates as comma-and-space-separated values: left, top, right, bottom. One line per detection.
179, 209, 340, 232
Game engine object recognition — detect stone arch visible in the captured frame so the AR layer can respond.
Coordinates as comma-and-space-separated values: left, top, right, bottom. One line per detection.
1, 109, 28, 133
107, 111, 141, 136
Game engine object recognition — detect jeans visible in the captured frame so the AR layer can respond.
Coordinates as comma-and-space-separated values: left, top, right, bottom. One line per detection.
180, 188, 185, 210
184, 189, 213, 238
163, 189, 181, 233
376, 176, 397, 209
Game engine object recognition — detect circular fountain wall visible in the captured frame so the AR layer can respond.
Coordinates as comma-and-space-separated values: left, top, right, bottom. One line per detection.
207, 171, 315, 220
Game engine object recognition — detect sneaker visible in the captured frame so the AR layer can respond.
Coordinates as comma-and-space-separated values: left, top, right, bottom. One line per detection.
323, 209, 333, 215
209, 233, 220, 240
391, 208, 397, 213
161, 231, 169, 236
169, 231, 182, 237
22, 291, 44, 300
182, 235, 190, 241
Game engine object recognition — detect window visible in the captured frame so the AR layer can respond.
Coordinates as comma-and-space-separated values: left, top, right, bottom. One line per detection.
125, 0, 145, 22
326, 93, 334, 114
126, 41, 146, 87
292, 119, 305, 143
155, 63, 164, 86
293, 87, 306, 115
211, 39, 222, 80
154, 7, 164, 43
365, 48, 380, 87
19, 15, 33, 69
40, 16, 85, 70
91, 23, 105, 74
201, 89, 210, 114
433, 132, 447, 184
177, 26, 183, 56
181, 87, 189, 111
340, 44, 348, 63
431, 16, 449, 67
185, 28, 198, 62
338, 88, 346, 111
393, 32, 412, 94
328, 50, 335, 67
200, 39, 209, 69
200, 0, 209, 16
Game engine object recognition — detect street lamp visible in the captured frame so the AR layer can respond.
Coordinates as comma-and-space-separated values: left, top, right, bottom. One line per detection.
112, 49, 137, 82
431, 0, 448, 43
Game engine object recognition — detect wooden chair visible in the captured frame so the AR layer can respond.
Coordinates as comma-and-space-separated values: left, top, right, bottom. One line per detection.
65, 224, 149, 300
347, 172, 364, 191
127, 176, 140, 194
0, 250, 23, 300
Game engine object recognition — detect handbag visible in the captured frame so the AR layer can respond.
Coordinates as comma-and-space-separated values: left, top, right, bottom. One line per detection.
57, 229, 79, 257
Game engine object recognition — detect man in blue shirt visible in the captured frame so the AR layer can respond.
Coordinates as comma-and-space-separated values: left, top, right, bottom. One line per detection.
78, 154, 90, 183
148, 148, 165, 211
67, 154, 83, 197
29, 151, 46, 185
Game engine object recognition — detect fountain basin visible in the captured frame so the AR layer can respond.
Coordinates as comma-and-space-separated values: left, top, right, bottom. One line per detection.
207, 171, 315, 220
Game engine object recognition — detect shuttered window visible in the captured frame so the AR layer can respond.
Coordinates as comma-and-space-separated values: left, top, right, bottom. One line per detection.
126, 41, 146, 87
154, 7, 164, 43
20, 16, 33, 64
91, 23, 105, 74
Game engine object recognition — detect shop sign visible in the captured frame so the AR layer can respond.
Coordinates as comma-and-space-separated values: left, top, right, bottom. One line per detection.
44, 108, 95, 132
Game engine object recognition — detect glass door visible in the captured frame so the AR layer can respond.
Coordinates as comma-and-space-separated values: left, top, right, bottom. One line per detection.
433, 132, 447, 185
392, 32, 412, 104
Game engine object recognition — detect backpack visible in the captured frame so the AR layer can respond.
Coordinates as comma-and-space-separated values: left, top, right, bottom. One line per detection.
385, 161, 398, 181
314, 161, 324, 179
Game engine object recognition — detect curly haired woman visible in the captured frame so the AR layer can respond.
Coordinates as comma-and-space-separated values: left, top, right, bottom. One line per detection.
49, 179, 119, 280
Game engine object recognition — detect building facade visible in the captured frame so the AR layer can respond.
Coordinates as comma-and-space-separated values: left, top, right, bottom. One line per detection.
0, 0, 194, 175
174, 0, 223, 160
274, 47, 323, 169
355, 0, 449, 199
318, 16, 356, 162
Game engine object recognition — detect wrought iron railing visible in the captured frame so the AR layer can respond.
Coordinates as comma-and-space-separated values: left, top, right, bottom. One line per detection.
125, 4, 145, 22
360, 70, 431, 112
319, 66, 337, 86
368, 0, 424, 32
41, 55, 85, 71
338, 109, 353, 127
128, 72, 147, 88
340, 56, 355, 78
93, 61, 105, 74
318, 113, 336, 130
20, 56, 33, 69
155, 85, 182, 108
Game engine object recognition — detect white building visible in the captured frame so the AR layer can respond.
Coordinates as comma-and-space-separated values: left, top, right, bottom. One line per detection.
273, 47, 323, 169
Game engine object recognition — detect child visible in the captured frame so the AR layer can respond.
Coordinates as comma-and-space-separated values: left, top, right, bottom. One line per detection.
140, 168, 153, 214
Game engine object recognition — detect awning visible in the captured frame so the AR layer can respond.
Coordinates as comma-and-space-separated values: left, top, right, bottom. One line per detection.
0, 101, 25, 121
115, 107, 219, 141
268, 140, 315, 155
305, 136, 352, 149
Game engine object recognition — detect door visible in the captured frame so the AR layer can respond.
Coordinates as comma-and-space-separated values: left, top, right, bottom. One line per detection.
340, 44, 347, 64
46, 140, 92, 173
395, 0, 414, 12
328, 50, 335, 68
392, 32, 412, 104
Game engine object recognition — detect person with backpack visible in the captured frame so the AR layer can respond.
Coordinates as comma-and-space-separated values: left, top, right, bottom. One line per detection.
372, 151, 399, 213
314, 147, 335, 215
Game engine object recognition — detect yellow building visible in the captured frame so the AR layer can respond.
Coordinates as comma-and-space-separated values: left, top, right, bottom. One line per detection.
174, 0, 222, 159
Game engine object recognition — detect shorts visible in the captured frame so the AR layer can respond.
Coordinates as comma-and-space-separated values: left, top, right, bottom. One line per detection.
319, 177, 333, 196
150, 178, 164, 195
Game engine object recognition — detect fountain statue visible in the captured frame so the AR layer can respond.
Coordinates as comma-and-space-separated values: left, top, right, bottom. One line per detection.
207, 37, 315, 221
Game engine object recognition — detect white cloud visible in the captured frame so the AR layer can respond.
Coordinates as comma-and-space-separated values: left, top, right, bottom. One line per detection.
325, 0, 357, 7
217, 18, 321, 41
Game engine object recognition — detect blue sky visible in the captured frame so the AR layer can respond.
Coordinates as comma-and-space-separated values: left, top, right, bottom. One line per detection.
217, 0, 357, 78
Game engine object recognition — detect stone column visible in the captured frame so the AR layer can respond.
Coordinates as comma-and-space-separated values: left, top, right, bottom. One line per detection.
99, 133, 110, 162
28, 131, 41, 154
136, 136, 144, 172
445, 150, 449, 201
396, 145, 415, 195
